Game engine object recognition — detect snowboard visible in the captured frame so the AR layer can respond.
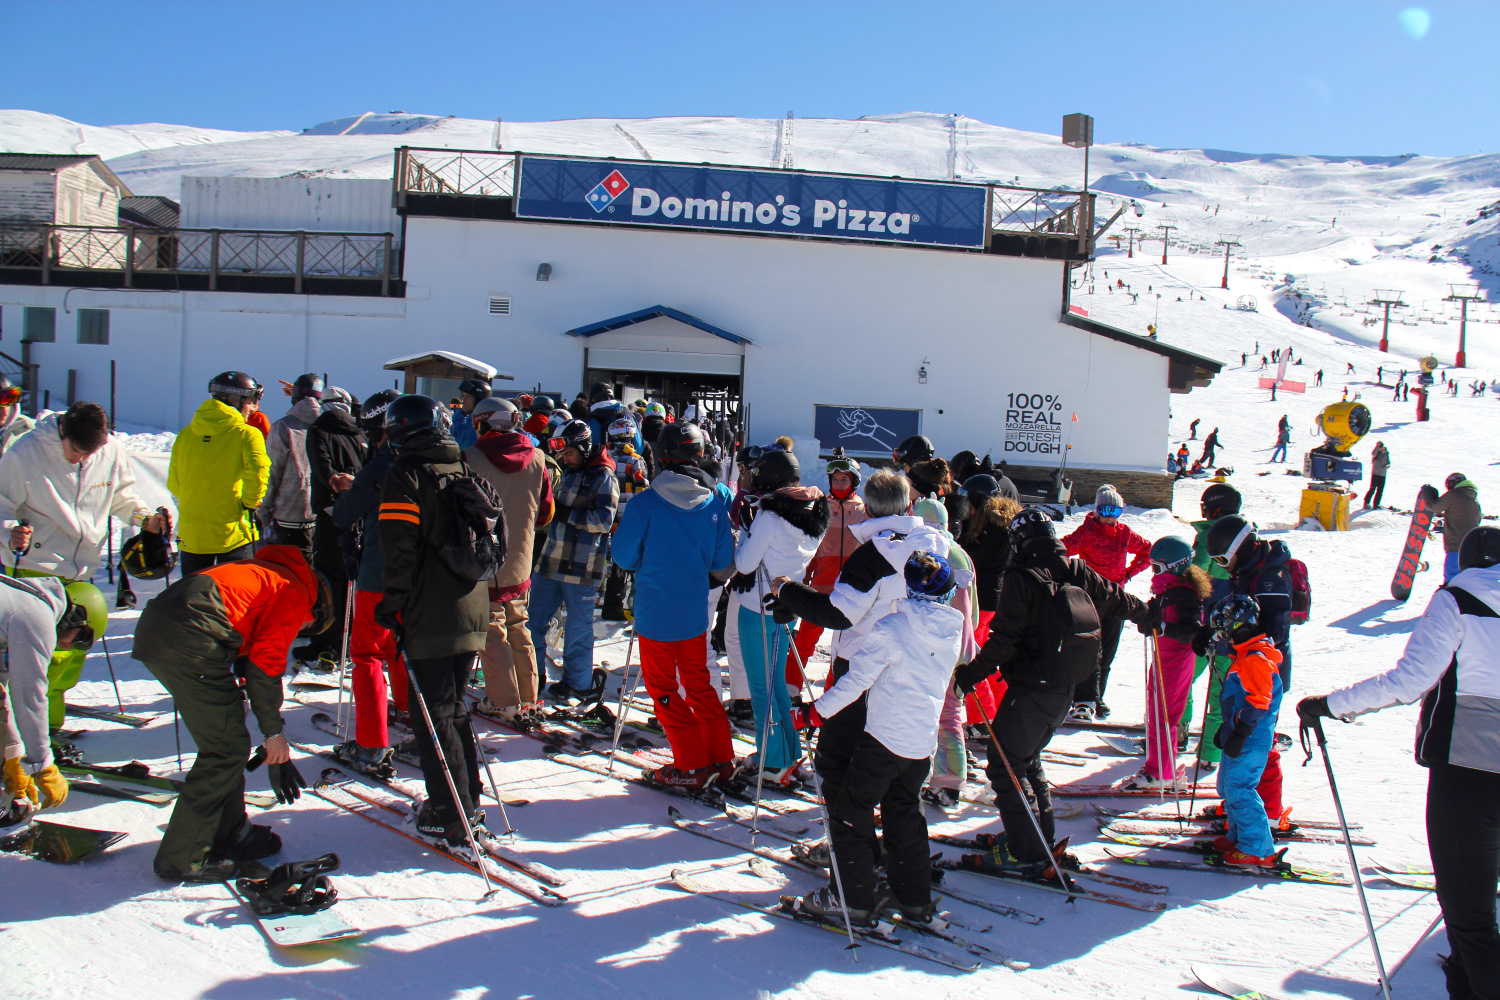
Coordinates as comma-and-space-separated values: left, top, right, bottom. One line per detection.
1193, 964, 1295, 1000
0, 820, 127, 863
225, 877, 362, 947
1392, 490, 1436, 601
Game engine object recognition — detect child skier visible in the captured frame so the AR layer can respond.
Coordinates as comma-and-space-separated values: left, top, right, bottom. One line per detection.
1207, 594, 1285, 867
1123, 536, 1209, 790
1186, 482, 1240, 774
793, 550, 964, 926
600, 416, 649, 620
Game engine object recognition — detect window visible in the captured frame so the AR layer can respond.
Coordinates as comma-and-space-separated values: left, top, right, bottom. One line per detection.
22, 307, 55, 343
77, 308, 109, 345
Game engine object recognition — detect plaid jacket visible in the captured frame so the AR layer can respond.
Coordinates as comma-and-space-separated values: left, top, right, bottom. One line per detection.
535, 451, 619, 585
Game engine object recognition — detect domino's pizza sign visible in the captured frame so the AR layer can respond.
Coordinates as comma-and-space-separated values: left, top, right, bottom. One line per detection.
516, 155, 988, 249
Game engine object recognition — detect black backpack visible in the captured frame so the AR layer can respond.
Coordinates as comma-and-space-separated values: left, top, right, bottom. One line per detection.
1007, 561, 1102, 690
421, 460, 508, 584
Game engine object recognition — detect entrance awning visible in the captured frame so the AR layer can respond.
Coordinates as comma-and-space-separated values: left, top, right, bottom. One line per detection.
564, 305, 752, 346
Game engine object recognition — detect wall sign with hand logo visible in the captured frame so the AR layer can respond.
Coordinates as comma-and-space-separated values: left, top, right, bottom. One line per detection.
813, 405, 922, 457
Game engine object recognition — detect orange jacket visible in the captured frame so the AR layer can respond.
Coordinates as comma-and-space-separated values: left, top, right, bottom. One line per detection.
201, 543, 317, 676
1228, 634, 1283, 711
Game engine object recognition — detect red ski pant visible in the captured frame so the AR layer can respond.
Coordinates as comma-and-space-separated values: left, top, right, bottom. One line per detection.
785, 620, 823, 692
1259, 749, 1284, 821
965, 611, 1004, 724
640, 633, 734, 771
351, 588, 407, 749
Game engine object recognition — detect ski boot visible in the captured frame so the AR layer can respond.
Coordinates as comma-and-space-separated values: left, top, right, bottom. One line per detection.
789, 884, 887, 929
411, 802, 477, 860
393, 736, 421, 768
791, 840, 831, 870
235, 853, 340, 916
640, 764, 718, 791
154, 856, 239, 883
920, 786, 960, 811
1066, 701, 1096, 723
215, 819, 282, 861
881, 890, 939, 926
1119, 769, 1184, 792
1220, 846, 1289, 870
331, 741, 396, 780
725, 699, 755, 728
733, 754, 803, 789
49, 736, 84, 765
1095, 701, 1112, 720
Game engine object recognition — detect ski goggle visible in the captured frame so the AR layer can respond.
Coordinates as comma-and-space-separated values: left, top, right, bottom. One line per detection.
827, 458, 859, 475
1096, 504, 1123, 519
0, 387, 22, 407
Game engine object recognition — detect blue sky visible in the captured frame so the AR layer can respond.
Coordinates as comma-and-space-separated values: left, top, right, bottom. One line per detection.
5, 1, 1493, 156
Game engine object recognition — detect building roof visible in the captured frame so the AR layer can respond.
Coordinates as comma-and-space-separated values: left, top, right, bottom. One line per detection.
383, 351, 516, 381
0, 152, 130, 196
119, 195, 180, 229
1063, 312, 1223, 394
564, 305, 752, 345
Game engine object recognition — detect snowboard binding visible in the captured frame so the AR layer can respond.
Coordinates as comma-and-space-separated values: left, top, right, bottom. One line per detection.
236, 853, 341, 916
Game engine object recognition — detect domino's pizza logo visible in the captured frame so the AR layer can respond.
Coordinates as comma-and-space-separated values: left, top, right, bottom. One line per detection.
586, 170, 629, 213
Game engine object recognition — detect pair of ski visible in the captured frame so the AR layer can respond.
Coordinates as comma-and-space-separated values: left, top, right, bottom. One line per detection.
928, 833, 1168, 898
1050, 780, 1219, 798
932, 856, 1169, 912
312, 772, 567, 906
63, 703, 154, 728
1099, 835, 1350, 885
60, 761, 278, 809
1099, 820, 1375, 847
1096, 732, 1292, 757
1091, 802, 1360, 831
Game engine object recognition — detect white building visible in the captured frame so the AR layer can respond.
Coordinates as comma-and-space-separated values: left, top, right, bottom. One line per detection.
0, 149, 1219, 507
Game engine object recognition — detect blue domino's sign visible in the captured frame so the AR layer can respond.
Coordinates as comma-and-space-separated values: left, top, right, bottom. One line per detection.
515, 155, 989, 249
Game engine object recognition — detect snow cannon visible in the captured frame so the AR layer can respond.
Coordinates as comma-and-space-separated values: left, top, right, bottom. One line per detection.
1303, 401, 1371, 483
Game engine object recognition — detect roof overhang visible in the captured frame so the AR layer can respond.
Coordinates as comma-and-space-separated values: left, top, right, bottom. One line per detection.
1063, 313, 1223, 394
563, 305, 751, 345
383, 351, 515, 381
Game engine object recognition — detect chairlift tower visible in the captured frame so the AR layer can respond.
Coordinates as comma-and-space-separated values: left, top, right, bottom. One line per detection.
1215, 235, 1242, 289
1445, 283, 1486, 368
1157, 224, 1176, 265
1368, 290, 1407, 353
1122, 226, 1141, 258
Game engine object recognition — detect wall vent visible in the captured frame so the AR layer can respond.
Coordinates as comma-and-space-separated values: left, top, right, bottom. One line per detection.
488, 296, 511, 315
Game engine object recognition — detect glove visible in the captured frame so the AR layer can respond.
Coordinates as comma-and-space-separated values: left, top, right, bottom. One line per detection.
1215, 720, 1253, 758
791, 703, 823, 730
1136, 596, 1163, 636
953, 659, 995, 696
1190, 625, 1214, 657
727, 571, 757, 595
267, 760, 306, 805
2, 757, 38, 806
762, 593, 795, 625
1420, 484, 1440, 503
1296, 695, 1334, 726
35, 764, 69, 808
373, 603, 402, 633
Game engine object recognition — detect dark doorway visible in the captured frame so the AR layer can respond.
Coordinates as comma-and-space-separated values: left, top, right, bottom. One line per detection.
584, 367, 742, 461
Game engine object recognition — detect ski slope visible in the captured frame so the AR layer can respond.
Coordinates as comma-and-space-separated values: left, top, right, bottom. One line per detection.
3, 107, 1493, 999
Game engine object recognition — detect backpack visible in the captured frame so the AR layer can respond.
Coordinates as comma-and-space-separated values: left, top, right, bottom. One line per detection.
1287, 556, 1312, 625
1007, 562, 1103, 690
421, 461, 508, 584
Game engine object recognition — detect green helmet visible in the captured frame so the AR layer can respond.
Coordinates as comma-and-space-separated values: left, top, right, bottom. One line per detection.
59, 581, 106, 651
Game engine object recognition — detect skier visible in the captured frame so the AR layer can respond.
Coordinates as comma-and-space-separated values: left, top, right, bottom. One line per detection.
1299, 526, 1500, 998
466, 397, 556, 723
0, 577, 101, 820
600, 416, 649, 621
1123, 537, 1209, 790
168, 372, 271, 574
959, 474, 1022, 725
891, 434, 935, 472
1270, 421, 1290, 463
297, 387, 367, 668
729, 451, 827, 785
907, 457, 951, 501
1063, 485, 1152, 721
1200, 428, 1222, 467
0, 401, 165, 728
953, 509, 1147, 873
1315, 369, 1323, 387
1188, 483, 1240, 773
1203, 594, 1285, 867
0, 374, 33, 458
637, 401, 668, 478
1430, 474, 1481, 583
1189, 418, 1200, 440
787, 453, 868, 694
611, 422, 735, 789
1176, 443, 1191, 472
529, 420, 618, 702
1346, 362, 1356, 374
375, 394, 490, 849
134, 543, 328, 881
791, 550, 964, 927
264, 373, 324, 557
585, 382, 643, 455
448, 377, 492, 452
1364, 441, 1390, 509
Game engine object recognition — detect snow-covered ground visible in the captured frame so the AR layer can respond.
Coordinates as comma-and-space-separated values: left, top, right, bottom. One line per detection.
3, 107, 1494, 999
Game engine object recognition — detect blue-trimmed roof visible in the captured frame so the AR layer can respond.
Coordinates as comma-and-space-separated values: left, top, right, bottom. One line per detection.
563, 305, 751, 345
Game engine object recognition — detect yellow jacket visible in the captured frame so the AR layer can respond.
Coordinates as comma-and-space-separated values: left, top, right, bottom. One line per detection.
168, 399, 270, 554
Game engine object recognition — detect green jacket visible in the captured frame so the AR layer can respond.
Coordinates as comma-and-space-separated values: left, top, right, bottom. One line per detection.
1191, 518, 1232, 580
376, 437, 488, 659
168, 398, 270, 554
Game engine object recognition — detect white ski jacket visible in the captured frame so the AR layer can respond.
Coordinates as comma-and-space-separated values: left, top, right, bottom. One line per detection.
0, 574, 69, 770
1329, 564, 1500, 774
825, 515, 949, 661
816, 597, 965, 759
0, 414, 151, 580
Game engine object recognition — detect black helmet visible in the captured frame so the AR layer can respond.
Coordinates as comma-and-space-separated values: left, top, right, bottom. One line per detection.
384, 394, 445, 448
121, 527, 179, 581
1208, 593, 1262, 643
588, 381, 615, 405
658, 422, 707, 464
894, 434, 935, 465
1205, 514, 1257, 569
752, 450, 800, 492
1009, 507, 1056, 548
530, 395, 556, 414
1200, 482, 1242, 520
291, 373, 324, 402
553, 419, 594, 456
458, 377, 492, 400
360, 389, 400, 434
297, 570, 336, 638
1459, 526, 1500, 571
963, 474, 1000, 501
208, 371, 263, 406
472, 396, 520, 432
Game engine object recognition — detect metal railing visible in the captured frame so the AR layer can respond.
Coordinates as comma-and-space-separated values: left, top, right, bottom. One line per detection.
394, 146, 1097, 248
0, 223, 400, 294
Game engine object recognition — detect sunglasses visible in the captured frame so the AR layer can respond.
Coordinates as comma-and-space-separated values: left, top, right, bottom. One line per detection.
1096, 504, 1123, 519
0, 387, 22, 407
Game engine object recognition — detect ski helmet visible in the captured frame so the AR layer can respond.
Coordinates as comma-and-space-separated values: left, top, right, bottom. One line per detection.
963, 474, 1000, 501
752, 450, 800, 492
1009, 507, 1057, 548
826, 454, 862, 489
297, 569, 336, 638
472, 396, 521, 433
383, 394, 445, 448
1149, 536, 1194, 575
530, 395, 556, 415
360, 389, 400, 435
552, 419, 595, 457
1446, 473, 1467, 492
904, 549, 954, 600
57, 581, 106, 651
1205, 515, 1257, 570
1200, 482, 1242, 520
457, 376, 491, 400
657, 421, 707, 464
893, 434, 935, 466
588, 381, 615, 405
607, 416, 637, 442
0, 372, 19, 408
1208, 593, 1262, 643
291, 373, 324, 402
1459, 526, 1500, 571
208, 371, 264, 406
121, 522, 179, 581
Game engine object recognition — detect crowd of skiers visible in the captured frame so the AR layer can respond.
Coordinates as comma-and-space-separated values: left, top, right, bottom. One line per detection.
0, 365, 1497, 995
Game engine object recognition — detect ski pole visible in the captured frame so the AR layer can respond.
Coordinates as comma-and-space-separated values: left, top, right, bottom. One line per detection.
606, 629, 638, 776
332, 583, 357, 735
98, 633, 124, 715
748, 566, 778, 850
786, 627, 859, 959
1382, 909, 1443, 990
966, 687, 1078, 904
173, 703, 184, 772
1186, 651, 1227, 823
399, 636, 499, 901
1301, 716, 1392, 1000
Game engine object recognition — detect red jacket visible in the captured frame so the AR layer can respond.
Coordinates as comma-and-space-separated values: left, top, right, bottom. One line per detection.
1063, 512, 1151, 584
